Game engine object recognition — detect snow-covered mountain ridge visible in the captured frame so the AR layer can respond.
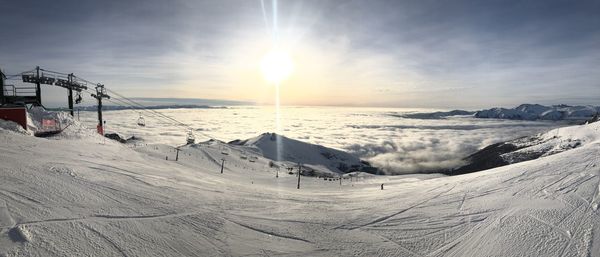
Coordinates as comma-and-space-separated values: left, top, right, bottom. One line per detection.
395, 104, 599, 121
449, 119, 600, 175
474, 103, 600, 120
229, 132, 373, 175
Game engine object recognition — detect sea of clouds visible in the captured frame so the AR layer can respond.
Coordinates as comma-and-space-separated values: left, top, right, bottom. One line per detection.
78, 106, 565, 174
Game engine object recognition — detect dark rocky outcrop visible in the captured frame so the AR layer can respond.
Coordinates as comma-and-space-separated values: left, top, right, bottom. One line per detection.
104, 133, 142, 144
444, 132, 582, 176
445, 142, 518, 175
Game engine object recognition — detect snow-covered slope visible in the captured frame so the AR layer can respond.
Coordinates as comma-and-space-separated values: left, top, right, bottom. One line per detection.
229, 132, 370, 174
1, 119, 600, 256
451, 120, 600, 175
475, 104, 600, 120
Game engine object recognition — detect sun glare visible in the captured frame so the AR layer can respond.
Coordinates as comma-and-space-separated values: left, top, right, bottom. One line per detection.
260, 50, 294, 84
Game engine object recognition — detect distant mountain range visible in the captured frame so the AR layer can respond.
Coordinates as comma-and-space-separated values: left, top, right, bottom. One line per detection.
474, 104, 600, 120
396, 104, 600, 121
71, 104, 225, 112
131, 97, 252, 106
393, 110, 475, 119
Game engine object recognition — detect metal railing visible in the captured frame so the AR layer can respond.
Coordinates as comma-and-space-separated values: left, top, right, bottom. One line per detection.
2, 85, 37, 96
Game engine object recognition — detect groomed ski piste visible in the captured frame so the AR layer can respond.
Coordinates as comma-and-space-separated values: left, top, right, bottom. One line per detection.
1, 111, 599, 256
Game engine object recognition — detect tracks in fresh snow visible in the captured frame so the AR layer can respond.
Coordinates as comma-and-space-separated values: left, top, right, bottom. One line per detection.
339, 185, 456, 231
0, 200, 31, 249
2, 126, 600, 256
0, 200, 15, 229
83, 224, 129, 257
17, 211, 205, 226
0, 189, 42, 205
226, 218, 312, 244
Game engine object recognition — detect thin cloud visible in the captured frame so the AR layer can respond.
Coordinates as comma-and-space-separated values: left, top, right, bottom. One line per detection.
1, 0, 599, 107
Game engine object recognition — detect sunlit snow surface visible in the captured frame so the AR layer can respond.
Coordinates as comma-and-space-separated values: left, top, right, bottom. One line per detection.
78, 106, 565, 174
0, 116, 599, 256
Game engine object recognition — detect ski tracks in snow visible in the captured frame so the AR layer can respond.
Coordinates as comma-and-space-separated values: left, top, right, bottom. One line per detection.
340, 185, 456, 230
83, 224, 128, 257
0, 199, 15, 229
15, 210, 209, 227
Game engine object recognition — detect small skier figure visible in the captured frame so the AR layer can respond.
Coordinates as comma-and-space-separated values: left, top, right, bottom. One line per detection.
381, 183, 384, 190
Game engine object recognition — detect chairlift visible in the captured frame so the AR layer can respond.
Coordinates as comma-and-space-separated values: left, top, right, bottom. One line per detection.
75, 92, 82, 104
186, 130, 195, 145
137, 114, 146, 127
22, 74, 37, 83
221, 147, 230, 155
39, 76, 56, 85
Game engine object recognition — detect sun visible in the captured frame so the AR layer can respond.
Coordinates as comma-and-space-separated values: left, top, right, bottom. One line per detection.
260, 50, 294, 84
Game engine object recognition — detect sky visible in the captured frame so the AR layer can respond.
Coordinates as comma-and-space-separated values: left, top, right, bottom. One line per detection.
1, 0, 599, 109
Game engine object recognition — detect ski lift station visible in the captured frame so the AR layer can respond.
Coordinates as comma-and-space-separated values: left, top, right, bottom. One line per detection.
1, 66, 197, 144
0, 66, 95, 135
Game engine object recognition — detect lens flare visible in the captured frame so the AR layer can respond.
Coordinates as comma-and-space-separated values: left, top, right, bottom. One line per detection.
260, 50, 294, 84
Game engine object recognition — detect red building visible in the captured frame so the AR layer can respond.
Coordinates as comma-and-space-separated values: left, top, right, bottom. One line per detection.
0, 107, 28, 130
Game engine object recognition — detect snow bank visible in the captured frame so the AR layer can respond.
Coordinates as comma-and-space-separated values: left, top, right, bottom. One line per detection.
25, 107, 99, 139
0, 119, 31, 135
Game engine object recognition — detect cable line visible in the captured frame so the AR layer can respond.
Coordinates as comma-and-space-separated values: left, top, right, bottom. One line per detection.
4, 66, 217, 141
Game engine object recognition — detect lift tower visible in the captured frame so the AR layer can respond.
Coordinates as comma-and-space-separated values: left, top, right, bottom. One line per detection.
54, 73, 87, 116
68, 75, 74, 116
35, 66, 41, 105
91, 84, 110, 135
0, 69, 5, 103
20, 66, 54, 106
20, 67, 86, 110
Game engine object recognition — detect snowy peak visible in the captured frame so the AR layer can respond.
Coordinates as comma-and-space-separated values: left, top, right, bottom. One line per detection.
515, 103, 551, 113
475, 104, 600, 120
391, 103, 599, 121
230, 133, 367, 174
